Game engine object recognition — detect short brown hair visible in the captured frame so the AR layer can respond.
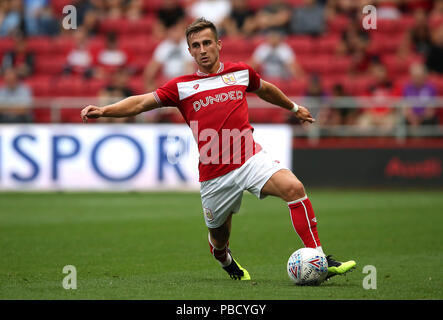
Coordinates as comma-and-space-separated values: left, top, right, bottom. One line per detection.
185, 18, 218, 45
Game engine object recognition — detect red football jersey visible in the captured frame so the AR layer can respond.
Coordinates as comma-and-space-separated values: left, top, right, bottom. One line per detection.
154, 61, 263, 182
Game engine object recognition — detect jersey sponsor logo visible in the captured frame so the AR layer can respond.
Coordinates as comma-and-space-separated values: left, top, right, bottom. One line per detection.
221, 73, 237, 85
177, 69, 249, 100
192, 90, 244, 112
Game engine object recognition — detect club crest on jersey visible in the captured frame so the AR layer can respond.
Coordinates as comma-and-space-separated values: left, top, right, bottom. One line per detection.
221, 73, 236, 85
193, 84, 199, 90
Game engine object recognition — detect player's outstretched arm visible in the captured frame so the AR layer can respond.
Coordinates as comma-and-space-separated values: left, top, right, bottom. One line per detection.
80, 92, 160, 123
254, 80, 315, 123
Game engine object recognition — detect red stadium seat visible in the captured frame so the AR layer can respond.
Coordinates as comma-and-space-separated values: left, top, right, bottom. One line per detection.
321, 74, 348, 93
0, 37, 14, 56
429, 15, 443, 29
142, 0, 163, 13
51, 0, 73, 17
52, 76, 84, 96
381, 53, 423, 78
286, 0, 306, 6
220, 37, 253, 55
284, 79, 308, 97
33, 107, 52, 123
99, 18, 132, 35
298, 55, 332, 75
24, 76, 53, 97
314, 35, 339, 54
27, 36, 52, 55
60, 108, 85, 123
125, 15, 156, 35
376, 19, 403, 34
129, 77, 146, 95
99, 16, 155, 36
34, 55, 67, 75
286, 36, 312, 55
266, 78, 307, 97
326, 15, 350, 34
219, 52, 250, 63
328, 56, 351, 74
249, 108, 286, 123
52, 35, 75, 55
350, 75, 376, 95
247, 0, 273, 11
369, 33, 407, 55
429, 75, 443, 95
119, 36, 159, 56
79, 79, 106, 97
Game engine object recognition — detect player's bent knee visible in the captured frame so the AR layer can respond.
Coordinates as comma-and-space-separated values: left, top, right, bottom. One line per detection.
284, 180, 305, 202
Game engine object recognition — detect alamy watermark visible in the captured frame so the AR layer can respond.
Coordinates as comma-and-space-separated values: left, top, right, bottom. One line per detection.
62, 265, 77, 290
362, 5, 377, 30
362, 265, 377, 290
62, 5, 77, 30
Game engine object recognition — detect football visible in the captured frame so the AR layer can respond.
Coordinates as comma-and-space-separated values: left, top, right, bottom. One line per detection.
287, 248, 328, 286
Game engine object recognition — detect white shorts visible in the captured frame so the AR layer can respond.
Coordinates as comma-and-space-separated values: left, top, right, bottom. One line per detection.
200, 149, 287, 228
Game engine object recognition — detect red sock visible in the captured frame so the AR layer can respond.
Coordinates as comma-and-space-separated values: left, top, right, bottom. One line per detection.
288, 196, 321, 249
208, 235, 231, 266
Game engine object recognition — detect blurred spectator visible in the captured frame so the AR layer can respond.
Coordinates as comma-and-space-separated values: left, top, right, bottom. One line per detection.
290, 0, 326, 36
95, 32, 131, 79
357, 63, 397, 133
339, 18, 379, 74
303, 74, 326, 118
188, 0, 232, 28
400, 0, 433, 13
105, 0, 125, 19
126, 0, 144, 21
409, 8, 432, 55
0, 68, 33, 123
153, 0, 186, 39
253, 0, 292, 35
328, 83, 359, 125
22, 0, 59, 36
62, 28, 94, 78
377, 0, 401, 19
144, 23, 194, 92
429, 0, 443, 23
325, 0, 358, 19
402, 63, 438, 126
425, 24, 443, 74
74, 0, 104, 36
98, 68, 134, 123
0, 0, 24, 37
220, 0, 256, 37
250, 30, 304, 79
1, 32, 35, 78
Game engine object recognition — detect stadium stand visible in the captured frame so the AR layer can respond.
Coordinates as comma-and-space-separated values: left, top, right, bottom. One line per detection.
0, 0, 441, 129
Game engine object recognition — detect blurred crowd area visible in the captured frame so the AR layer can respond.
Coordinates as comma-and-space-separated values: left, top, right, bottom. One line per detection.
0, 0, 443, 134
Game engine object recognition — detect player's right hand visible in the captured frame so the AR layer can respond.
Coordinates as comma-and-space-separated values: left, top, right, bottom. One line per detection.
80, 105, 103, 123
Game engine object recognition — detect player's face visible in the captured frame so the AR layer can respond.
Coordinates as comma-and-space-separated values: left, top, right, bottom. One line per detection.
188, 28, 222, 73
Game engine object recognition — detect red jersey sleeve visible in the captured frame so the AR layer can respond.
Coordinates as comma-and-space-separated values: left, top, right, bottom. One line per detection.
245, 63, 262, 92
154, 78, 180, 107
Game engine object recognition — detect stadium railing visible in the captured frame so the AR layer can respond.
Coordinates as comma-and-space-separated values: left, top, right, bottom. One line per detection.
1, 96, 443, 139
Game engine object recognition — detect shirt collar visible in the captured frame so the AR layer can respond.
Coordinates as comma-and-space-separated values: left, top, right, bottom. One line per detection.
196, 62, 224, 76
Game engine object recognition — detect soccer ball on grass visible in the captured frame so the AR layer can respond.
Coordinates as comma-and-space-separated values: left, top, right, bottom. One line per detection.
287, 248, 328, 286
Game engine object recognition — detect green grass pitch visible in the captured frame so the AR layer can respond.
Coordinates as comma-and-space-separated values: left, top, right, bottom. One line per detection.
1, 190, 442, 300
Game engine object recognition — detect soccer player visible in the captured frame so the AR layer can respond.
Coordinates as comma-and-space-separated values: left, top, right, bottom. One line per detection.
80, 18, 356, 281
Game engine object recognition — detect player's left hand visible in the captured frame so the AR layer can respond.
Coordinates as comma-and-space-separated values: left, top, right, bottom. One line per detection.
295, 106, 315, 124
